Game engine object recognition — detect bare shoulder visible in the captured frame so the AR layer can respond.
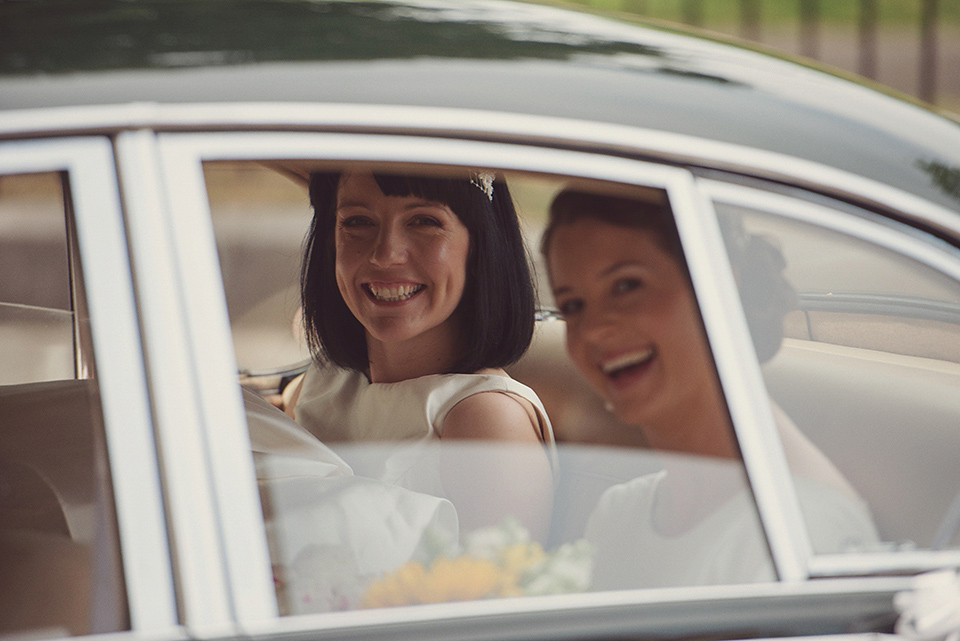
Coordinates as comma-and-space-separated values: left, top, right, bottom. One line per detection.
441, 390, 542, 443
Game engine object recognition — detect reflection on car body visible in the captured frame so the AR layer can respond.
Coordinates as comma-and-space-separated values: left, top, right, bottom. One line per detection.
2, 0, 960, 640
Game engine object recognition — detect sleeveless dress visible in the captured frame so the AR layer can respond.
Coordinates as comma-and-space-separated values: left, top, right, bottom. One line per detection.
293, 363, 558, 497
584, 463, 879, 590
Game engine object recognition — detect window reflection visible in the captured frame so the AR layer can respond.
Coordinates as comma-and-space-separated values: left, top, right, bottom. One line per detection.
716, 198, 960, 551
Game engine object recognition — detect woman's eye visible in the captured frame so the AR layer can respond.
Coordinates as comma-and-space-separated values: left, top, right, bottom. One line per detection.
339, 215, 374, 228
410, 215, 442, 227
613, 277, 642, 295
557, 299, 583, 318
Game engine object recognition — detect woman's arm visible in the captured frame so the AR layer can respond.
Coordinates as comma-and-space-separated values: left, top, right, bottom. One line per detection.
440, 391, 554, 540
281, 373, 305, 420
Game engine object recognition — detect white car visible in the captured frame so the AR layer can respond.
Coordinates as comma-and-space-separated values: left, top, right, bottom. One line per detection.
2, 1, 960, 639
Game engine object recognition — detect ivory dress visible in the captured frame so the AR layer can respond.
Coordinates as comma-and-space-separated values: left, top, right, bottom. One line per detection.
584, 465, 880, 590
293, 363, 557, 496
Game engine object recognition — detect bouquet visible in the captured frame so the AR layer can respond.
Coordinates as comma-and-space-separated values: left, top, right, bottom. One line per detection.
361, 517, 593, 608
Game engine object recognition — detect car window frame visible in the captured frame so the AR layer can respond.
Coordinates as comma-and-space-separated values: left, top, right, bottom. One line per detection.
699, 176, 960, 576
147, 129, 827, 620
0, 136, 177, 634
115, 130, 278, 629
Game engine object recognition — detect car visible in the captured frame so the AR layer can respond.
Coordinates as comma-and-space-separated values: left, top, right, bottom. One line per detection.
2, 0, 960, 639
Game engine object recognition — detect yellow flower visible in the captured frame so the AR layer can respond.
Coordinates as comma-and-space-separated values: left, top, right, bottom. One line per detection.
361, 557, 506, 608
423, 557, 502, 602
360, 561, 428, 608
359, 520, 594, 609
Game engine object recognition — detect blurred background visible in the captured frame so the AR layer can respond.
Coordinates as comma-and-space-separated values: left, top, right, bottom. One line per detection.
560, 0, 960, 115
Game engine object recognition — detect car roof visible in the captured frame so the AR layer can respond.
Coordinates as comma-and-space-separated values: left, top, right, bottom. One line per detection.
2, 0, 960, 215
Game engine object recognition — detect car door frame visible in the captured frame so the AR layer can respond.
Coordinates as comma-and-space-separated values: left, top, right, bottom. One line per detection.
697, 175, 960, 575
147, 128, 815, 619
0, 136, 178, 634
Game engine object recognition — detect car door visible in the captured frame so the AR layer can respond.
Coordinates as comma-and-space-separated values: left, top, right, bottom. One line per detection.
0, 137, 175, 637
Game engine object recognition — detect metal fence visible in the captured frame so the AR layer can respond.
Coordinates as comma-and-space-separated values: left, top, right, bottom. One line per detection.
571, 0, 954, 110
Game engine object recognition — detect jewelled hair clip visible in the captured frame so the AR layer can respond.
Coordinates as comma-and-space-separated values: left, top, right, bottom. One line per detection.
470, 171, 495, 201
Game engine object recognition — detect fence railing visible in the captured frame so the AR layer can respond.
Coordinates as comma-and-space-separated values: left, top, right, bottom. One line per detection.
568, 0, 951, 109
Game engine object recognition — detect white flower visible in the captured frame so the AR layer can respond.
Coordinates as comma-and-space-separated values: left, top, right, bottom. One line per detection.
896, 569, 960, 641
523, 539, 594, 595
462, 516, 530, 560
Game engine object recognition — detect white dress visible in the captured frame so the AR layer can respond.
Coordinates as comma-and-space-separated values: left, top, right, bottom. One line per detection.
293, 364, 558, 496
584, 463, 880, 590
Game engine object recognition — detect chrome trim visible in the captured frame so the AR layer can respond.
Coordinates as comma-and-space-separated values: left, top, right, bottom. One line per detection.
240, 576, 907, 640
679, 177, 813, 581
810, 550, 960, 576
238, 359, 311, 380
0, 137, 178, 631
64, 184, 96, 379
154, 135, 278, 627
116, 130, 253, 633
1, 102, 957, 239
795, 292, 960, 324
700, 180, 960, 282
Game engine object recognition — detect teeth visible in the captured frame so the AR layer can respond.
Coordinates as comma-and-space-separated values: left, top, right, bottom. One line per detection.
367, 284, 423, 302
601, 349, 654, 375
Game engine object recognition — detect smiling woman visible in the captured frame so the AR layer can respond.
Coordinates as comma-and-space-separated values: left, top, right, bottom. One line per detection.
541, 186, 879, 588
287, 168, 556, 538
332, 171, 472, 381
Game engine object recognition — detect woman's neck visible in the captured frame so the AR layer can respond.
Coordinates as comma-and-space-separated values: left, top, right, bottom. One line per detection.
366, 328, 463, 383
642, 381, 739, 460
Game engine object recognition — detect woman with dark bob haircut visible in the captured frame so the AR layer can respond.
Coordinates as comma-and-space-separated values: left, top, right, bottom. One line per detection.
302, 171, 536, 373
542, 187, 876, 589
287, 168, 555, 536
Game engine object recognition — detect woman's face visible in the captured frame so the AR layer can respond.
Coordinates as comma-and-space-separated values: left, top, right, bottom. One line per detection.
334, 171, 471, 350
547, 218, 717, 429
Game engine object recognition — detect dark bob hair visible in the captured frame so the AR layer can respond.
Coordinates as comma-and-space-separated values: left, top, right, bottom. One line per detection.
301, 170, 536, 374
541, 187, 795, 363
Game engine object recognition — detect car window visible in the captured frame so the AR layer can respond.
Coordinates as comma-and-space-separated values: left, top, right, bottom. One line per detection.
205, 162, 311, 383
203, 159, 817, 614
0, 171, 127, 635
710, 183, 960, 555
0, 172, 73, 384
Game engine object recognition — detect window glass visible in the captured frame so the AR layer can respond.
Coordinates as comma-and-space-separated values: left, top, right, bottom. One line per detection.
0, 172, 72, 384
207, 160, 796, 614
205, 162, 311, 378
714, 195, 960, 552
0, 171, 127, 636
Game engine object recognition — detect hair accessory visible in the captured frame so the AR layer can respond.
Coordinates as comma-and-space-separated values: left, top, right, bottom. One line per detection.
470, 171, 495, 201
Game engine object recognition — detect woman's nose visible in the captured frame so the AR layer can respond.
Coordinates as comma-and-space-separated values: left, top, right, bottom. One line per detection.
370, 226, 407, 266
579, 306, 619, 344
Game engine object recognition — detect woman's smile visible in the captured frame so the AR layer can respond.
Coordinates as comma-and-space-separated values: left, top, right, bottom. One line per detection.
334, 171, 471, 353
600, 346, 657, 389
548, 218, 716, 428
364, 282, 425, 303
